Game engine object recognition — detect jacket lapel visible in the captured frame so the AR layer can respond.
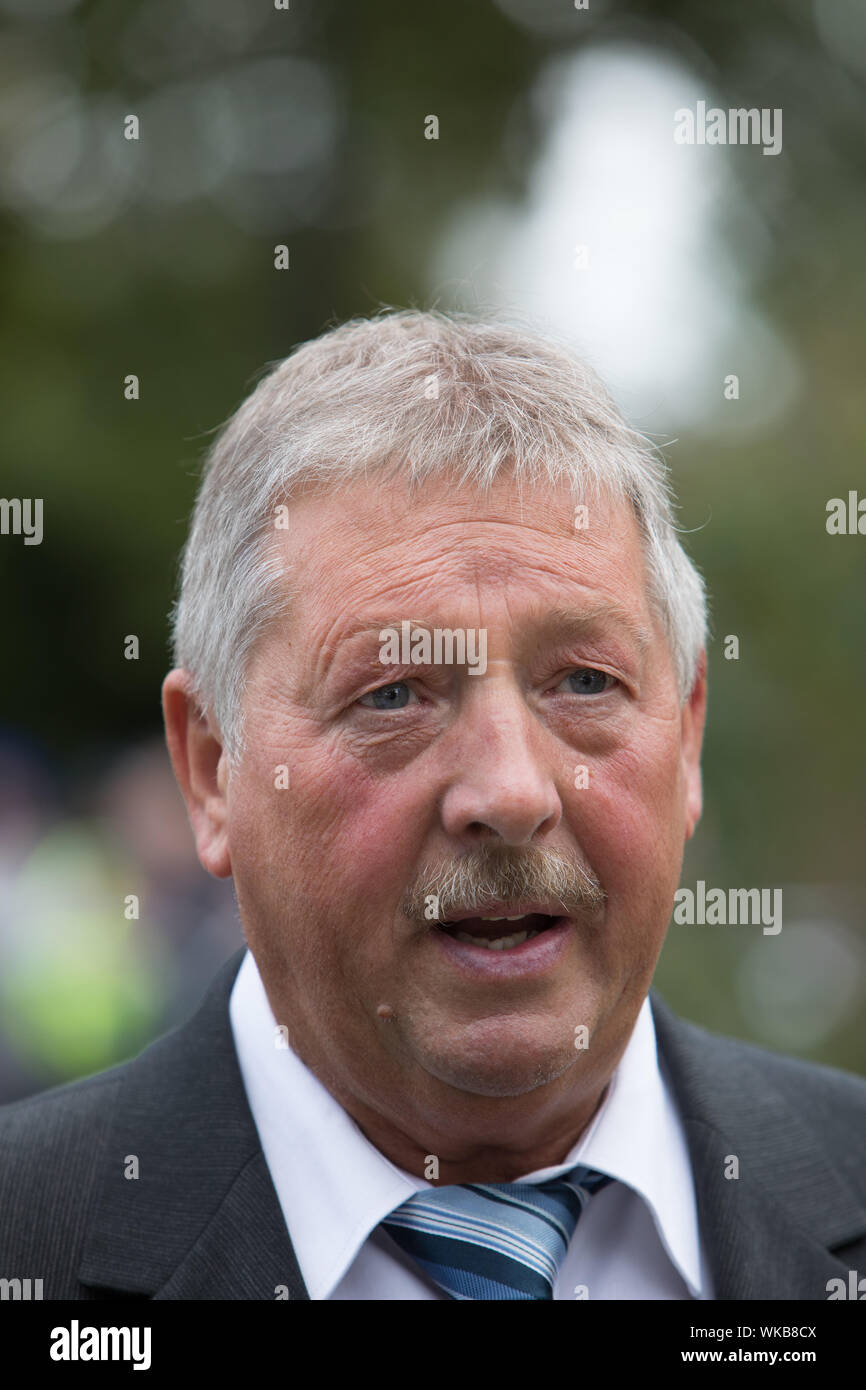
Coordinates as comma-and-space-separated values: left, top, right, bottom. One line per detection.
650, 990, 866, 1299
78, 947, 310, 1300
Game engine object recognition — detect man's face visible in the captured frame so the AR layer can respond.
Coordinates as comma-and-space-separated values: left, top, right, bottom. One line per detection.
218, 470, 705, 1135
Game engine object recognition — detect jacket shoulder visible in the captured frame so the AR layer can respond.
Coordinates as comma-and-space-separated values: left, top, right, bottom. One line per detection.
659, 999, 866, 1102
0, 1061, 126, 1147
0, 951, 247, 1297
651, 992, 866, 1196
0, 1063, 131, 1293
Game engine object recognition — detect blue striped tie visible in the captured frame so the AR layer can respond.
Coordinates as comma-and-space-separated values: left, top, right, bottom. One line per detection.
381, 1166, 612, 1300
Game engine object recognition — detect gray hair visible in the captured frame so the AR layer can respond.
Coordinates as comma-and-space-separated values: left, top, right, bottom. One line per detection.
170, 309, 708, 763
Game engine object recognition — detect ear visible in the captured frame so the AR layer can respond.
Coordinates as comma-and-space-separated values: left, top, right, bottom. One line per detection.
681, 649, 707, 842
162, 669, 232, 878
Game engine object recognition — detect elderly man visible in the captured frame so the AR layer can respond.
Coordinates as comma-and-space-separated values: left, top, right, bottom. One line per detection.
1, 311, 864, 1302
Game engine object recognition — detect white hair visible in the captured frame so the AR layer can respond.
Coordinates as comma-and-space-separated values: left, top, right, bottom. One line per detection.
170, 308, 709, 763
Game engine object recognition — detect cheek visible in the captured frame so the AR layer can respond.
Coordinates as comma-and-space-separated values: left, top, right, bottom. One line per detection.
572, 735, 686, 925
231, 736, 429, 917
323, 766, 436, 914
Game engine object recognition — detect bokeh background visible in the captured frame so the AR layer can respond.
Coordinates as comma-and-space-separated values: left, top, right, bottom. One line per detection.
0, 0, 864, 1100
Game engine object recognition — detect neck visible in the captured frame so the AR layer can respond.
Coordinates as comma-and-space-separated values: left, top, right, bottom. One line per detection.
347, 1082, 612, 1184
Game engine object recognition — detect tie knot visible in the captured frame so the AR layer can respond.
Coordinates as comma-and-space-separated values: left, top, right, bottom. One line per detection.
382, 1164, 612, 1300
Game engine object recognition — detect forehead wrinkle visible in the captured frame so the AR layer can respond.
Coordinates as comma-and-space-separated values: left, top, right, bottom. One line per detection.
286, 505, 652, 682
334, 534, 609, 609
286, 490, 625, 608
329, 499, 605, 563
317, 599, 652, 664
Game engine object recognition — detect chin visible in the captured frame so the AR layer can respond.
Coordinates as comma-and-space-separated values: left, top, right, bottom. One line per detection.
419, 1034, 581, 1099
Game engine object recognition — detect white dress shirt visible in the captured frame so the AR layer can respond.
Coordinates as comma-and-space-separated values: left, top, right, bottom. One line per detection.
229, 948, 714, 1300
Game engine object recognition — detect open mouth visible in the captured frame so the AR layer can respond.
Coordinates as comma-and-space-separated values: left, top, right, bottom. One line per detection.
435, 912, 566, 952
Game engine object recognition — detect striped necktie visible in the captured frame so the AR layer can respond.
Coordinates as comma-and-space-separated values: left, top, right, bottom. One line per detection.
381, 1166, 612, 1300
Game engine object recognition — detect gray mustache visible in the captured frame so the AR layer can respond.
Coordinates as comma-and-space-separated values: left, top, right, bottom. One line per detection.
401, 844, 605, 922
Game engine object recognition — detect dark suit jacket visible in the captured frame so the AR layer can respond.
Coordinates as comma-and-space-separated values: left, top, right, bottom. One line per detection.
1, 947, 864, 1300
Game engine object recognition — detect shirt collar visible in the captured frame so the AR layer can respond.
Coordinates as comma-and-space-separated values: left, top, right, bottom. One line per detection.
230, 948, 705, 1299
557, 995, 706, 1298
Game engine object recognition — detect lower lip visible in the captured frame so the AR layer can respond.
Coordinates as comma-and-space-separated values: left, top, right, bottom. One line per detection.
430, 918, 574, 978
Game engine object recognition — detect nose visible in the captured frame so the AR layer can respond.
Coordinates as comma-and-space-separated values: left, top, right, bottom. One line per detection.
438, 684, 562, 847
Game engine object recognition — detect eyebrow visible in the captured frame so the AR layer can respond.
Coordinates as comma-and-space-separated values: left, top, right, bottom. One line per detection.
542, 604, 652, 655
336, 604, 652, 655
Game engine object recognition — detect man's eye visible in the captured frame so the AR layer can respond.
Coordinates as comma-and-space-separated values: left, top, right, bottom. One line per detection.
357, 671, 616, 709
558, 668, 617, 695
357, 681, 417, 711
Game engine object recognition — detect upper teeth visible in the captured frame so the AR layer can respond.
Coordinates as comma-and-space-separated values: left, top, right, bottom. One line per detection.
441, 912, 545, 951
454, 928, 539, 950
